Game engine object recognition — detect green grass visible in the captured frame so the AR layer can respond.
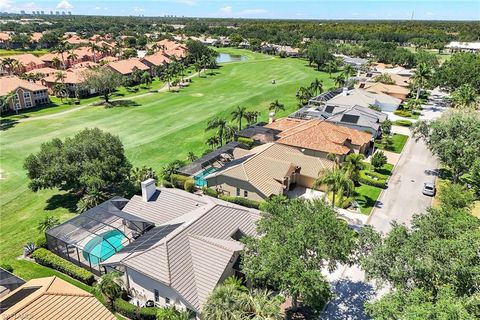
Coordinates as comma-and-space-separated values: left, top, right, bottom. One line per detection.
0, 48, 338, 277
354, 184, 383, 214
0, 49, 49, 57
375, 133, 409, 154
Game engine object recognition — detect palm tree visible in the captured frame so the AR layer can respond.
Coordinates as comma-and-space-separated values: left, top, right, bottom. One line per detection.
1, 57, 15, 75
202, 278, 247, 320
76, 190, 108, 213
451, 84, 478, 110
343, 153, 365, 185
130, 166, 157, 188
206, 117, 227, 146
51, 56, 61, 69
296, 86, 313, 106
244, 110, 260, 125
412, 63, 432, 100
53, 41, 69, 69
37, 215, 60, 233
186, 152, 198, 162
245, 289, 285, 320
206, 136, 220, 149
96, 272, 123, 308
223, 124, 238, 143
334, 74, 346, 88
160, 160, 185, 183
269, 99, 285, 114
310, 78, 323, 96
0, 91, 15, 113
88, 42, 100, 63
325, 60, 338, 78
67, 51, 78, 65
342, 64, 356, 80
313, 168, 354, 207
231, 105, 247, 130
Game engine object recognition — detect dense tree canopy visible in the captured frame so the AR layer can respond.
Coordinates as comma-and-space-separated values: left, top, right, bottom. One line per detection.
412, 110, 480, 182
24, 128, 132, 194
241, 197, 357, 311
433, 52, 480, 93
81, 68, 124, 103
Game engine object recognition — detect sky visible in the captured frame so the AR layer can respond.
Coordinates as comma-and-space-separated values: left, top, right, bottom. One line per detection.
0, 0, 479, 20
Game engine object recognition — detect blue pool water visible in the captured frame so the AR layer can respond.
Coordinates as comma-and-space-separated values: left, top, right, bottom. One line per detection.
83, 230, 126, 265
216, 53, 247, 64
194, 167, 217, 187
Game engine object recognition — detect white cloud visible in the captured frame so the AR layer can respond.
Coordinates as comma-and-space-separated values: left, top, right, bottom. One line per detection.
94, 6, 101, 10
56, 0, 73, 10
425, 11, 436, 17
133, 6, 144, 13
220, 6, 232, 15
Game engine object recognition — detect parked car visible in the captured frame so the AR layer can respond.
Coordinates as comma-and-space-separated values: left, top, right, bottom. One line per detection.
422, 182, 436, 196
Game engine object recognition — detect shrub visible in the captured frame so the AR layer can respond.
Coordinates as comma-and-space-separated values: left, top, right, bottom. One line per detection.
219, 195, 262, 209
23, 242, 36, 256
237, 137, 254, 149
359, 171, 387, 188
31, 248, 95, 285
371, 151, 388, 171
0, 263, 13, 272
113, 298, 159, 320
394, 120, 413, 127
170, 174, 193, 190
161, 180, 173, 188
202, 187, 218, 197
35, 235, 48, 249
394, 110, 412, 117
184, 179, 196, 193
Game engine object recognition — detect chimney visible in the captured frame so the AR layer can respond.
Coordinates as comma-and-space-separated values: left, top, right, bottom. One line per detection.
141, 179, 156, 202
268, 111, 276, 124
342, 87, 349, 96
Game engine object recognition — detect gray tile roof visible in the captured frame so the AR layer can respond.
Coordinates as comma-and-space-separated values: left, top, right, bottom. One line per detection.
104, 188, 260, 312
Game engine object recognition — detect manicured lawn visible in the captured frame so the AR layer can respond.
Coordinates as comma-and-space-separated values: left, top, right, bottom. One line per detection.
354, 184, 383, 214
363, 162, 394, 176
0, 48, 339, 277
0, 49, 49, 57
375, 133, 409, 154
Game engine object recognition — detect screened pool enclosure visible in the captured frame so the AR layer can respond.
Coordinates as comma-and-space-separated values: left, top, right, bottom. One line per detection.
46, 197, 154, 274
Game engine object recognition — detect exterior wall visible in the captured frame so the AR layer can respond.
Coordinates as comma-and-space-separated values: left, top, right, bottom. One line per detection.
5, 87, 49, 111
301, 148, 346, 162
207, 175, 270, 201
125, 267, 195, 312
296, 174, 316, 189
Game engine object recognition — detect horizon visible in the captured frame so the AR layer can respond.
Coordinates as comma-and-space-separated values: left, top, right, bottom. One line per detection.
0, 0, 479, 21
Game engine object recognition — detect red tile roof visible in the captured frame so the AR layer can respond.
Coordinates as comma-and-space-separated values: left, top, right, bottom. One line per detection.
107, 58, 150, 75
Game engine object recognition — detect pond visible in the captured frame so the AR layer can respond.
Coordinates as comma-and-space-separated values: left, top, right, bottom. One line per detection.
216, 53, 247, 64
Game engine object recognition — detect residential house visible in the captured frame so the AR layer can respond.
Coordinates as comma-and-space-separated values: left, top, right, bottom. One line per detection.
156, 39, 187, 59
325, 88, 402, 112
445, 41, 480, 53
42, 68, 93, 97
335, 54, 368, 70
64, 34, 88, 45
100, 181, 261, 316
0, 54, 46, 73
290, 104, 387, 138
206, 143, 335, 201
0, 32, 11, 49
107, 58, 150, 77
141, 52, 171, 75
265, 118, 373, 161
25, 67, 58, 78
0, 276, 115, 320
0, 76, 50, 112
357, 82, 410, 101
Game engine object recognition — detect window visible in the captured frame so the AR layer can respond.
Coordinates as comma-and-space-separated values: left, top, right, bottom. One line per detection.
154, 289, 159, 302
236, 188, 240, 197
23, 92, 31, 99
25, 101, 32, 108
165, 297, 170, 305
244, 190, 248, 198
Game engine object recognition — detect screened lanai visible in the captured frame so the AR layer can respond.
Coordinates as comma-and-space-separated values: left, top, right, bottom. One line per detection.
46, 197, 154, 274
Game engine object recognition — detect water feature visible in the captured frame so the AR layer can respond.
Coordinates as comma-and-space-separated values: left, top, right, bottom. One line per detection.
216, 53, 247, 64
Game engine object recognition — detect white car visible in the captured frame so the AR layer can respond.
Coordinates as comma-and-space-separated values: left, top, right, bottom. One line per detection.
422, 182, 436, 196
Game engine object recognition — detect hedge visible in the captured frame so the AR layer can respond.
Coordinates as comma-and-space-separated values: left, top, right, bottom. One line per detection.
237, 137, 254, 149
170, 174, 195, 191
184, 180, 196, 193
113, 298, 160, 320
359, 171, 387, 189
394, 110, 412, 117
219, 195, 262, 209
31, 248, 95, 285
394, 120, 413, 127
202, 187, 219, 197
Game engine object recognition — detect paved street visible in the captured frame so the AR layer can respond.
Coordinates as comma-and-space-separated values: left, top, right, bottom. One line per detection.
321, 95, 446, 319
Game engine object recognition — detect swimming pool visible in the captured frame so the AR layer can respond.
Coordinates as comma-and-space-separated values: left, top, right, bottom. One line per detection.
83, 230, 126, 265
194, 167, 217, 187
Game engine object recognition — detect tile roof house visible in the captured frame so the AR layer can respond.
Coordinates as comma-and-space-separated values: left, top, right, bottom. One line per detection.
100, 182, 261, 316
325, 88, 402, 112
0, 76, 50, 112
357, 82, 410, 101
206, 143, 335, 200
107, 58, 150, 76
0, 276, 115, 320
156, 39, 187, 59
266, 119, 372, 160
0, 54, 46, 72
42, 68, 95, 97
141, 52, 171, 74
